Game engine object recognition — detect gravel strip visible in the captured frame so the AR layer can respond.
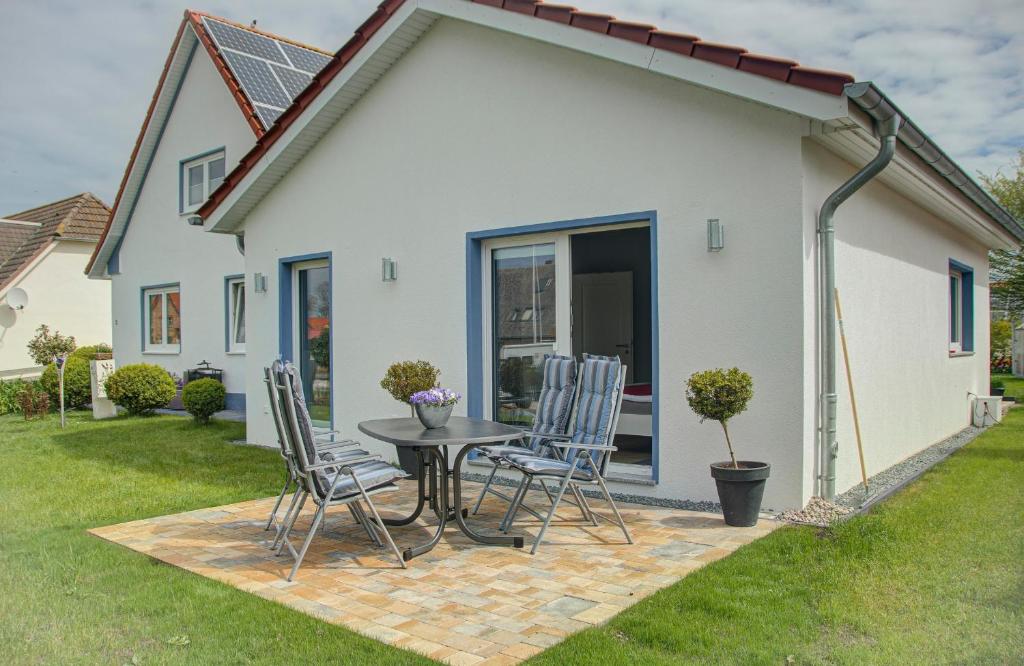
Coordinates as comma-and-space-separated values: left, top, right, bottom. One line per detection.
834, 423, 988, 511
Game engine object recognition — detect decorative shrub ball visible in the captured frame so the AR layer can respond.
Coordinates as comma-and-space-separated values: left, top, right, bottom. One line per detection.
104, 363, 177, 415
70, 344, 113, 361
181, 378, 226, 425
40, 356, 92, 409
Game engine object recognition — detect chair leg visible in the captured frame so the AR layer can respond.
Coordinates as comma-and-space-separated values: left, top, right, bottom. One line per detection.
530, 477, 573, 555
265, 471, 292, 531
350, 503, 382, 547
575, 487, 599, 526
287, 502, 326, 581
471, 463, 499, 515
275, 490, 308, 554
358, 491, 407, 569
500, 475, 530, 532
594, 473, 633, 544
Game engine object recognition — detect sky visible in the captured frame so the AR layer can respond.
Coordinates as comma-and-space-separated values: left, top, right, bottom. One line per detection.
0, 0, 1021, 215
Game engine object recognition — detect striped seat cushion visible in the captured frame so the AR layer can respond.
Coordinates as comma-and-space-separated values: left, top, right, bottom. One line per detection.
526, 354, 577, 455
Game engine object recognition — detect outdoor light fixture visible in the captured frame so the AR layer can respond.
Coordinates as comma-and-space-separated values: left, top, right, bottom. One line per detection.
187, 215, 204, 226
382, 257, 398, 282
253, 272, 268, 293
707, 218, 724, 252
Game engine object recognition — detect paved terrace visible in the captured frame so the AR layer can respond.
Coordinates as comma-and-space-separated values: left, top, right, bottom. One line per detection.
90, 480, 776, 665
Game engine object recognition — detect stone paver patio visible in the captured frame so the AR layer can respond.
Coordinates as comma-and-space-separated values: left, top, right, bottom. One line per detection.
89, 480, 776, 665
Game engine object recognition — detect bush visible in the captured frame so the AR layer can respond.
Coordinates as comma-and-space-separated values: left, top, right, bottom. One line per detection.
686, 367, 754, 468
182, 378, 226, 424
0, 378, 29, 415
104, 364, 176, 415
17, 383, 49, 420
40, 357, 92, 409
70, 344, 113, 361
26, 325, 76, 366
380, 361, 441, 409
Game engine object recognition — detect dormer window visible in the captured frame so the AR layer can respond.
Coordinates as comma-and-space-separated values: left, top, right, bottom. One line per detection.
180, 149, 226, 214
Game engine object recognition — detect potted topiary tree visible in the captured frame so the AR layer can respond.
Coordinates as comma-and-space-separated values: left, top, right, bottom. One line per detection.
686, 367, 770, 527
380, 360, 441, 475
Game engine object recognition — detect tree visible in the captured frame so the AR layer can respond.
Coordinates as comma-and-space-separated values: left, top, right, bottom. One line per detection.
26, 325, 76, 366
981, 149, 1024, 321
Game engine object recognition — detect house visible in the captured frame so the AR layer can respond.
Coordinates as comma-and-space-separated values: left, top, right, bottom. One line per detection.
0, 193, 112, 378
102, 0, 1023, 510
85, 11, 334, 411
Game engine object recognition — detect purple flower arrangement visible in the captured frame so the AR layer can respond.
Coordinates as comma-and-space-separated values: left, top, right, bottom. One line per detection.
409, 387, 461, 408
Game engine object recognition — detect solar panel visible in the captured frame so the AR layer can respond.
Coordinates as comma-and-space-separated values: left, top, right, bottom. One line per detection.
278, 42, 332, 75
203, 18, 288, 65
221, 51, 292, 109
254, 104, 283, 128
271, 64, 313, 99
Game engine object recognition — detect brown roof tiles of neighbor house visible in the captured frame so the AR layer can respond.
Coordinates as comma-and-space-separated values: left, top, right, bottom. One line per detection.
0, 193, 110, 290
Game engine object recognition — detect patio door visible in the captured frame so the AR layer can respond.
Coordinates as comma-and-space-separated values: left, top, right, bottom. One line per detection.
292, 260, 331, 428
485, 236, 571, 428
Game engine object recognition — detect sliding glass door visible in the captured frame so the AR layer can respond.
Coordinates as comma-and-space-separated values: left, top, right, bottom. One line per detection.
293, 261, 331, 427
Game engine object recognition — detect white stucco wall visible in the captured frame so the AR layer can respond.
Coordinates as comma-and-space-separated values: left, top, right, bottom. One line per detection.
109, 40, 253, 402
801, 140, 990, 498
234, 18, 812, 509
0, 241, 111, 378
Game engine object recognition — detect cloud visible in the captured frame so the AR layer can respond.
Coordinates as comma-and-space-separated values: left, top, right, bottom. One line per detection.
0, 0, 1021, 214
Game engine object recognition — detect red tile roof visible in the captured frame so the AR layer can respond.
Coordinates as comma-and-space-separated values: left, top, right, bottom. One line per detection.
199, 0, 855, 221
1, 193, 110, 290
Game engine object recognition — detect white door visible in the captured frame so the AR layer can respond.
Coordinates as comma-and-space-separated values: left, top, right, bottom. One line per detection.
571, 271, 633, 383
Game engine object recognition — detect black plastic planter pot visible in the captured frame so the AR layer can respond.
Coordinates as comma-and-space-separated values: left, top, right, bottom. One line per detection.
710, 461, 771, 527
990, 387, 1006, 397
396, 448, 422, 480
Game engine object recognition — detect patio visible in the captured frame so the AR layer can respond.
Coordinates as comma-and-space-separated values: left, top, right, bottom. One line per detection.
91, 479, 776, 665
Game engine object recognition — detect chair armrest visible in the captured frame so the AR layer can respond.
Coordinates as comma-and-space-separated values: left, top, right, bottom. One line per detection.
313, 430, 343, 440
316, 439, 360, 450
548, 442, 617, 452
524, 431, 571, 440
304, 455, 380, 472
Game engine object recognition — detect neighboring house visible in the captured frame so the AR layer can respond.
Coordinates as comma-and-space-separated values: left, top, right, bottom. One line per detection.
0, 193, 111, 378
102, 0, 1024, 511
85, 11, 333, 411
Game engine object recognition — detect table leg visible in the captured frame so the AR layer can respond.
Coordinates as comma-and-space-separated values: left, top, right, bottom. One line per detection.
401, 447, 449, 561
382, 449, 427, 527
451, 444, 524, 549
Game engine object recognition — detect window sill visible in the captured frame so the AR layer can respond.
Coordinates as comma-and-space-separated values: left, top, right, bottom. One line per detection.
226, 350, 246, 356
142, 350, 181, 356
949, 351, 975, 358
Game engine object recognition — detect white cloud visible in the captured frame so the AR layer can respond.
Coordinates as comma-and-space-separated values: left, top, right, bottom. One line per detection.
0, 0, 1021, 214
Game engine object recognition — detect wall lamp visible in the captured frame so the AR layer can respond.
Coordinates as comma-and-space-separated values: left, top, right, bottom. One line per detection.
382, 257, 398, 281
707, 219, 725, 252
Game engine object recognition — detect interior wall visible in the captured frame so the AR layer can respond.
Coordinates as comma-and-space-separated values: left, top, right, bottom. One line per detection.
570, 227, 652, 383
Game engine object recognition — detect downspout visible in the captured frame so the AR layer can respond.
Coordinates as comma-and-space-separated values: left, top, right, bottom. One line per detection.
819, 85, 902, 499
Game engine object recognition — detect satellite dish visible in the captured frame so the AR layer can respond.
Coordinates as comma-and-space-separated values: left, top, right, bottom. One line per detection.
6, 287, 27, 310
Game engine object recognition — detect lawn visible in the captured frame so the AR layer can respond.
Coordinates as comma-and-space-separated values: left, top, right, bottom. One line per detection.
993, 372, 1024, 401
0, 409, 1021, 665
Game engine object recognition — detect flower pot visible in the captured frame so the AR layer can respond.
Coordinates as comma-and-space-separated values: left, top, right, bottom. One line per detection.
710, 461, 771, 527
415, 403, 453, 429
167, 389, 184, 411
396, 448, 422, 479
990, 387, 1006, 397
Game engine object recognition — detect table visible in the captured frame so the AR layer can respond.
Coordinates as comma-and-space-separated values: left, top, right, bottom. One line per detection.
357, 416, 525, 560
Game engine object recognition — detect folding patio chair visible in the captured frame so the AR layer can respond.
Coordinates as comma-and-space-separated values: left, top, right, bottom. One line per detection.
470, 354, 587, 521
262, 361, 366, 541
273, 363, 407, 579
500, 354, 633, 554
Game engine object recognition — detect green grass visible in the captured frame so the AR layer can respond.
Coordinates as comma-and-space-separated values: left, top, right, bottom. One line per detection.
0, 411, 431, 665
992, 372, 1024, 401
530, 409, 1024, 665
2, 409, 1021, 665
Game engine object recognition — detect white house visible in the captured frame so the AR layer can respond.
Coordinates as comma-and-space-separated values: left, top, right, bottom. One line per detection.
0, 193, 112, 378
85, 11, 334, 410
101, 0, 1022, 511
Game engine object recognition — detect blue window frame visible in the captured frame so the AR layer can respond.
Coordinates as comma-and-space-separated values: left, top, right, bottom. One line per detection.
948, 259, 973, 353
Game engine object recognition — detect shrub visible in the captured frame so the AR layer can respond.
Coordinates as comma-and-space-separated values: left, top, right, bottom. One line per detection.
70, 344, 113, 361
182, 378, 226, 424
104, 363, 176, 415
40, 357, 92, 409
0, 378, 29, 415
26, 325, 76, 366
686, 367, 754, 469
380, 361, 440, 413
17, 383, 49, 420
310, 327, 330, 369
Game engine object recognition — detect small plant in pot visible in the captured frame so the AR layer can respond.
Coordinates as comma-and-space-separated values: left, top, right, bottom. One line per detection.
410, 387, 461, 429
380, 360, 441, 475
686, 367, 770, 527
990, 378, 1006, 398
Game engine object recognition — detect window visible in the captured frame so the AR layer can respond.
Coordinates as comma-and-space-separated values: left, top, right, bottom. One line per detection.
226, 276, 246, 353
949, 260, 974, 353
143, 285, 181, 353
180, 150, 226, 213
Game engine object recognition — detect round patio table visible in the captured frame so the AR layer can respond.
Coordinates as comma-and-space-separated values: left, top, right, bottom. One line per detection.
357, 416, 525, 560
